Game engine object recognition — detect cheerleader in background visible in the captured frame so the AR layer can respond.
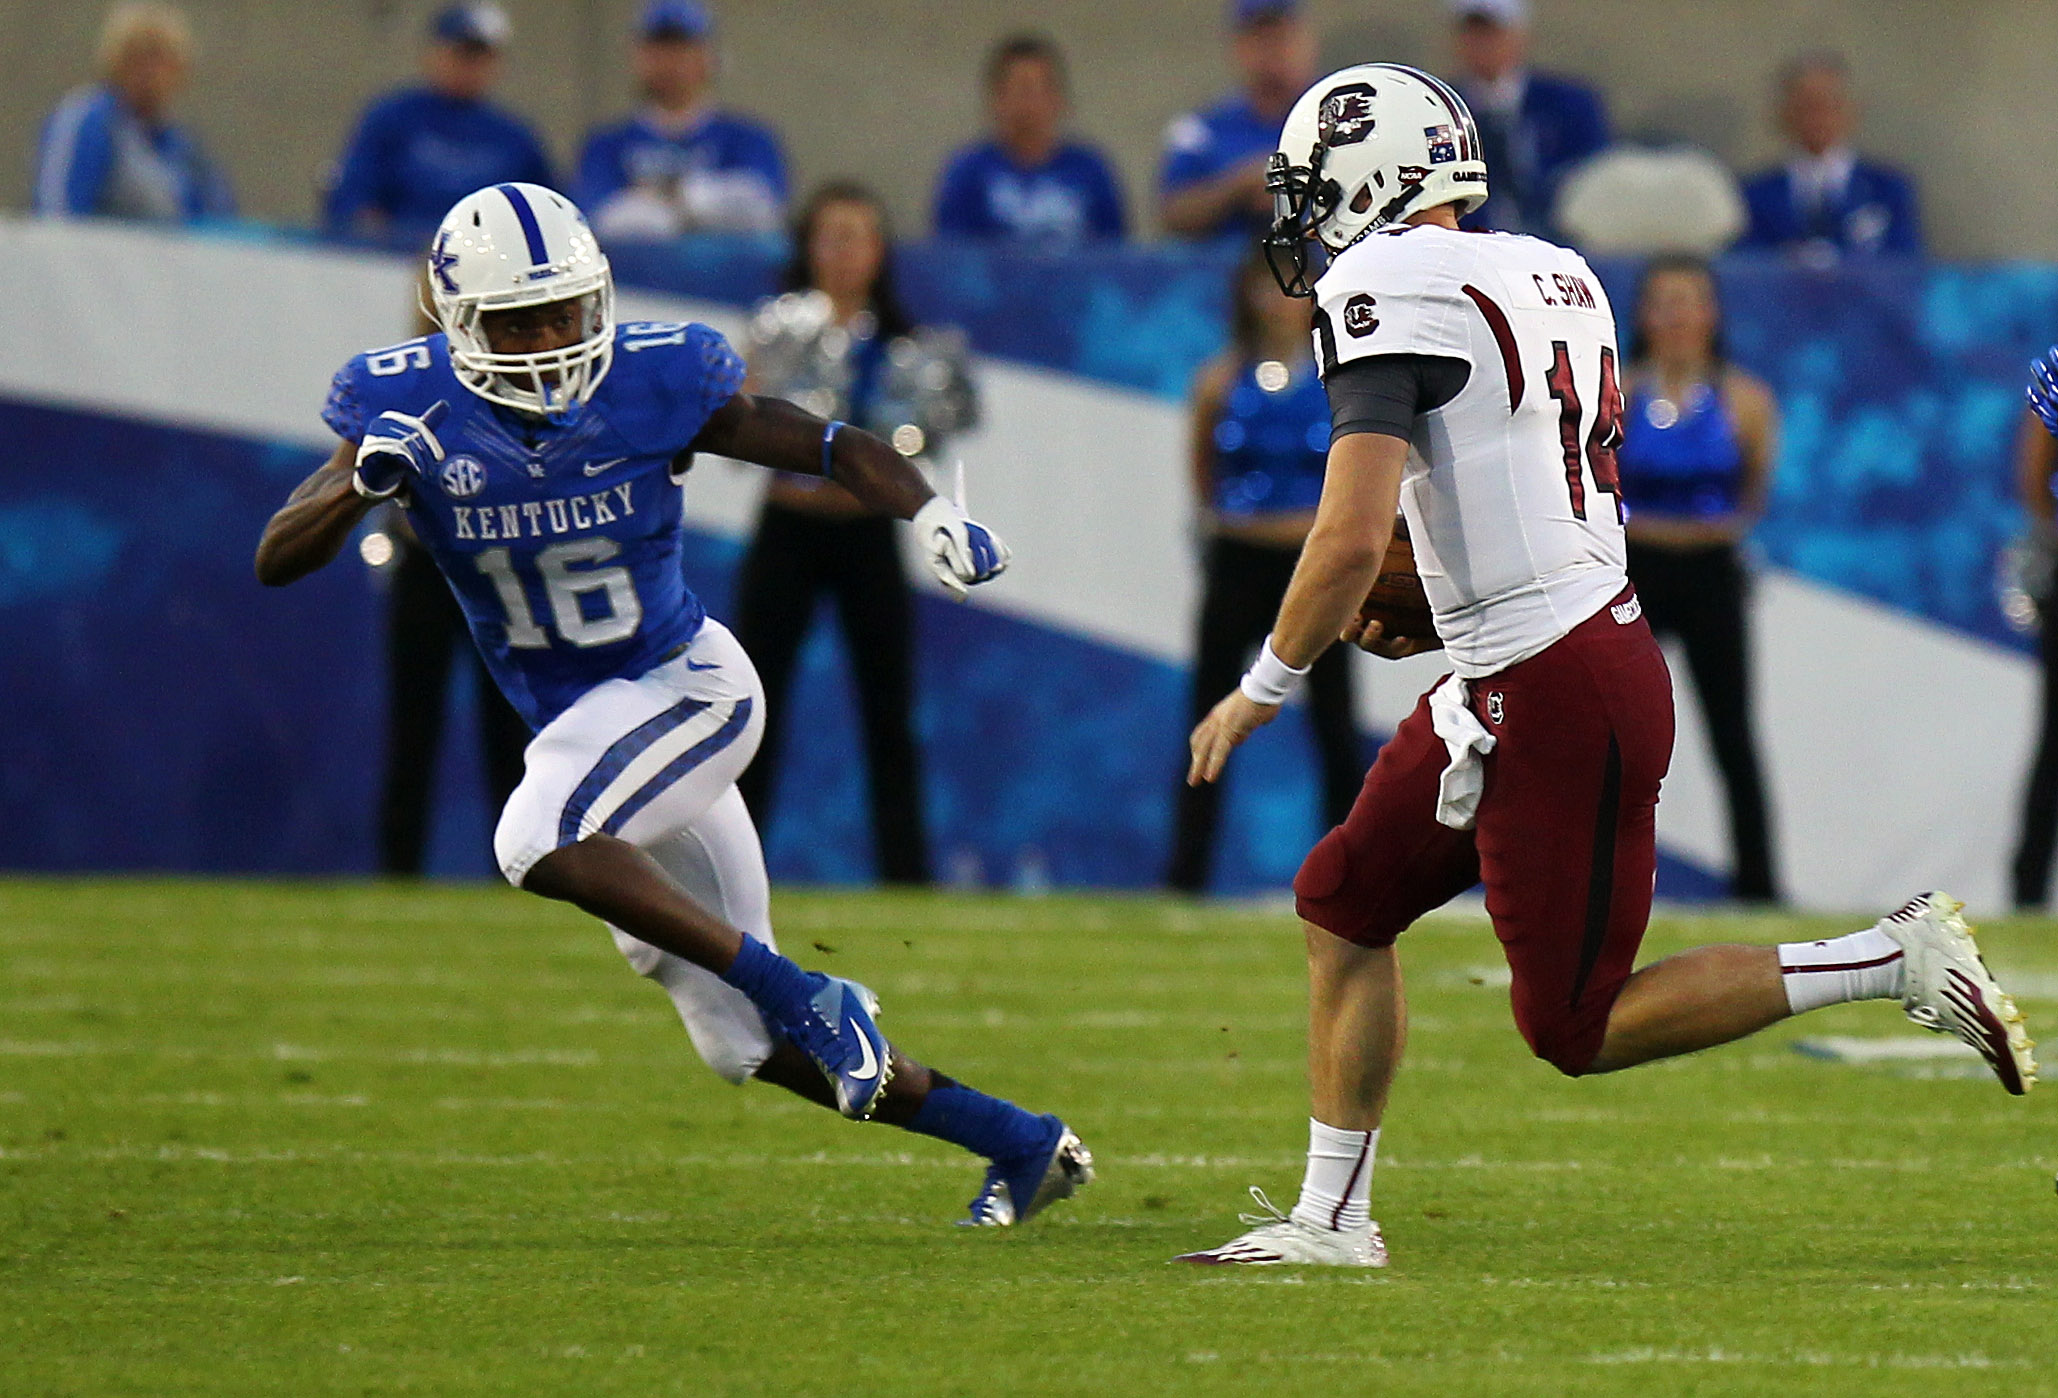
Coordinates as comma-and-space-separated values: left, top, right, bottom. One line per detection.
734, 180, 976, 886
1167, 250, 1362, 893
1619, 254, 1781, 903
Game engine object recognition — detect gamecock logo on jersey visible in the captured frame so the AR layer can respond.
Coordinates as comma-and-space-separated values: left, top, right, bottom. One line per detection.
1320, 84, 1378, 147
1343, 294, 1379, 338
440, 455, 486, 499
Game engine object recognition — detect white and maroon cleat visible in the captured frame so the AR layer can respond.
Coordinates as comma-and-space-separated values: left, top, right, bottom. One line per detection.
1875, 892, 2037, 1096
1174, 1188, 1388, 1268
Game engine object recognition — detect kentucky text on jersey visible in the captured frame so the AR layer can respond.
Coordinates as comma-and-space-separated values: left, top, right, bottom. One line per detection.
449, 483, 637, 540
322, 321, 746, 729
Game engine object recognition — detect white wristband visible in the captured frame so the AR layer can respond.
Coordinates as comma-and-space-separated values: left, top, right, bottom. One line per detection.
1238, 635, 1309, 706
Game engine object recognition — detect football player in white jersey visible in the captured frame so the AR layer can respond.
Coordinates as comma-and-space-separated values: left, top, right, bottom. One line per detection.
1175, 65, 2036, 1267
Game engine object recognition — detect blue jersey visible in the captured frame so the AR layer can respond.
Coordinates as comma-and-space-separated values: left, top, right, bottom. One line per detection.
1210, 358, 1330, 517
322, 322, 745, 729
1159, 94, 1283, 239
323, 87, 555, 240
932, 139, 1126, 245
575, 110, 788, 232
1617, 381, 1745, 519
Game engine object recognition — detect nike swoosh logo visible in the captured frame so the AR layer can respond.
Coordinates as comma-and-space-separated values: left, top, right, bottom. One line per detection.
846, 1020, 880, 1081
684, 658, 719, 671
582, 457, 629, 476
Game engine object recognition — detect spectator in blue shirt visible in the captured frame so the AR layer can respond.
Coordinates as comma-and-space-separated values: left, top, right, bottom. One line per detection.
575, 1, 788, 239
1159, 0, 1318, 239
932, 34, 1126, 246
33, 3, 234, 223
1738, 53, 1922, 260
1447, 0, 1609, 238
322, 2, 553, 243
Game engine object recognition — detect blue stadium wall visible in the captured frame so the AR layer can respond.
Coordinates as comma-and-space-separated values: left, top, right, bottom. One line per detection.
1, 220, 2051, 904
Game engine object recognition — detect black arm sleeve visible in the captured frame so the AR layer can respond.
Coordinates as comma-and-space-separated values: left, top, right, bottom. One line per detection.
1325, 354, 1471, 444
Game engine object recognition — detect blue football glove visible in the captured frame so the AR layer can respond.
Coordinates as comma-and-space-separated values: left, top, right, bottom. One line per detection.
353, 401, 449, 500
2030, 348, 2058, 438
912, 495, 1010, 600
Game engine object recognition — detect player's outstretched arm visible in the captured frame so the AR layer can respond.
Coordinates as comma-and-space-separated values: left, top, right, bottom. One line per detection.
692, 391, 1009, 596
254, 441, 376, 587
692, 391, 932, 517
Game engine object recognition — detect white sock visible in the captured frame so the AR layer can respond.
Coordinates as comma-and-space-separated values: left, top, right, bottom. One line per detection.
1289, 1118, 1377, 1234
1777, 926, 1906, 1014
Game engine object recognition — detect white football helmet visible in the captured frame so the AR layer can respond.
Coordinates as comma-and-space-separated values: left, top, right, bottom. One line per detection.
426, 183, 615, 420
1263, 64, 1490, 296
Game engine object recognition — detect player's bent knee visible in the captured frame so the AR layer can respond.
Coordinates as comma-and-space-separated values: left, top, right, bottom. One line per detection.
1517, 1012, 1609, 1077
493, 791, 555, 889
1293, 829, 1404, 950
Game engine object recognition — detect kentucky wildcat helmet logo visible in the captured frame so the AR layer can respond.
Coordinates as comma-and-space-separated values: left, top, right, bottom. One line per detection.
428, 230, 461, 295
1319, 84, 1378, 148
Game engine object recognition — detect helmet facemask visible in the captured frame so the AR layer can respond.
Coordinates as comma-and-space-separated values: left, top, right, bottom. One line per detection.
1262, 150, 1340, 299
438, 274, 616, 424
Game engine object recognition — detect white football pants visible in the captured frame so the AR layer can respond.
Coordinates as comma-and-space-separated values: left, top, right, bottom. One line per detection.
494, 620, 781, 1084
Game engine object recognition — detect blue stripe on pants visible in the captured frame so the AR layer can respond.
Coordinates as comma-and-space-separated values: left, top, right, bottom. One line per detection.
557, 694, 713, 847
599, 699, 754, 838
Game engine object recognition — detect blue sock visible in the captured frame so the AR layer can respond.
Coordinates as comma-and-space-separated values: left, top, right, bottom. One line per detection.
907, 1079, 1052, 1163
719, 935, 815, 1019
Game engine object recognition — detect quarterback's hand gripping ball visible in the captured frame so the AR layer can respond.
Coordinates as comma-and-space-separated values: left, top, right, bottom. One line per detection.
912, 495, 1010, 599
353, 400, 450, 500
1344, 520, 1442, 658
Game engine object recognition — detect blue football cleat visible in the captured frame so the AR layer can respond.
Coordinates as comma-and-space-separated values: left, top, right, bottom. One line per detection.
961, 1116, 1094, 1226
788, 975, 892, 1120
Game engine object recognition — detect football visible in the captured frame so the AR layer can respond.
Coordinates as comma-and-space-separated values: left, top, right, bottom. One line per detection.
1354, 517, 1437, 641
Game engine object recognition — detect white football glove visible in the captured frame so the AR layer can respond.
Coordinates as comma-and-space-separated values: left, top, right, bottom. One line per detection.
353, 401, 449, 500
912, 495, 1010, 599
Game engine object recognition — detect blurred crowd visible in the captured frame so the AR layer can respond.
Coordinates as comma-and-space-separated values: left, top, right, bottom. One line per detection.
33, 0, 1924, 262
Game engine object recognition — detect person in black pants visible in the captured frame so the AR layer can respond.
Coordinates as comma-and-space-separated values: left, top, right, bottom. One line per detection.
733, 182, 958, 884
2008, 398, 2058, 908
377, 510, 529, 873
1618, 255, 1781, 903
1168, 251, 1361, 892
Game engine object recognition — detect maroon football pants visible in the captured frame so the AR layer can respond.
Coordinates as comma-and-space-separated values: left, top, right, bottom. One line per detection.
1294, 590, 1676, 1075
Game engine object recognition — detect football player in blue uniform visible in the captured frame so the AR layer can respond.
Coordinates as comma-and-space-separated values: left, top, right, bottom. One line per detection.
256, 182, 1092, 1227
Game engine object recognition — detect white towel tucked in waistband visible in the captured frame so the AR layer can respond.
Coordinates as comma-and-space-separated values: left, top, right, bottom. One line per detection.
1428, 677, 1497, 830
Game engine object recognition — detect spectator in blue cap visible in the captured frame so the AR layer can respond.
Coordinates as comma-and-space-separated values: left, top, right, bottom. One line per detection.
1446, 0, 1610, 238
34, 3, 235, 223
931, 33, 1126, 246
1158, 0, 1317, 239
574, 0, 789, 239
322, 2, 553, 242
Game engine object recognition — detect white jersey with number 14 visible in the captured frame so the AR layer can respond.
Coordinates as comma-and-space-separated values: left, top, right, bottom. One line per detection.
1314, 222, 1630, 678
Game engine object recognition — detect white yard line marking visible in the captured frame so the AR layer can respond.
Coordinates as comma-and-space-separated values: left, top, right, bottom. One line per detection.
2, 1146, 2048, 1173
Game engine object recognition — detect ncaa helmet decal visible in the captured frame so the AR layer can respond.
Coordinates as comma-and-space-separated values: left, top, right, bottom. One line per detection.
427, 182, 617, 422
1263, 64, 1490, 297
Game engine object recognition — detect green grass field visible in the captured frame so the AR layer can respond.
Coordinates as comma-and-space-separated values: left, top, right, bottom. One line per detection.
4, 880, 2056, 1396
